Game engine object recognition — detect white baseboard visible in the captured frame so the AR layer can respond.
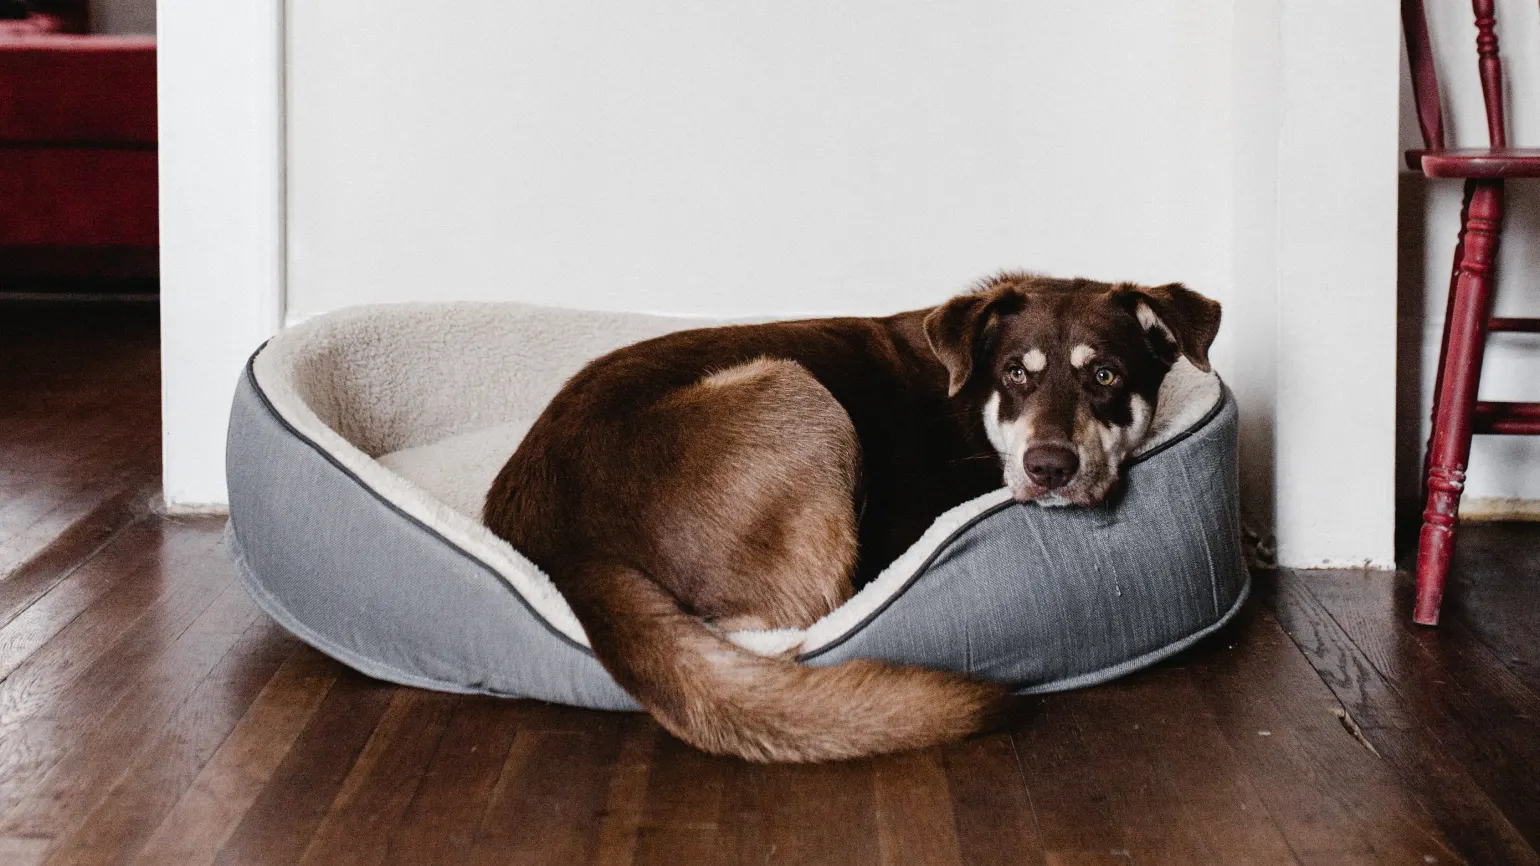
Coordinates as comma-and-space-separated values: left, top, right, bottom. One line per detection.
159, 500, 232, 517
1276, 557, 1398, 572
1462, 497, 1540, 521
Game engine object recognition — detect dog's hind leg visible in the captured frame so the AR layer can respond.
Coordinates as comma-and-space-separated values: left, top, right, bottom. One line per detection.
645, 357, 862, 632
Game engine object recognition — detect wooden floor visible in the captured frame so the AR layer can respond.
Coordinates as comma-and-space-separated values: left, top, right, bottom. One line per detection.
3, 302, 1539, 865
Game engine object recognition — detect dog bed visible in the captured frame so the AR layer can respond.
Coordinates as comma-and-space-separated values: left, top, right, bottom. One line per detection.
225, 302, 1249, 711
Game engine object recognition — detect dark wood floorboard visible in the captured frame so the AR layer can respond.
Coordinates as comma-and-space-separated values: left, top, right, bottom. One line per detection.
1274, 561, 1540, 864
941, 734, 1045, 866
631, 723, 733, 865
378, 695, 524, 866
592, 715, 659, 866
212, 669, 398, 866
465, 707, 625, 866
0, 302, 160, 582
1190, 603, 1458, 864
1442, 521, 1540, 695
297, 688, 459, 866
5, 299, 1540, 864
723, 754, 882, 865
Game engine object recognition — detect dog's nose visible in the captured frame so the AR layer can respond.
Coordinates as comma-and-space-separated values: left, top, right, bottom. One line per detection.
1024, 445, 1079, 490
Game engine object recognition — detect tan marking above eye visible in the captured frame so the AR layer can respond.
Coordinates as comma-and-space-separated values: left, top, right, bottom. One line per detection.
1070, 345, 1096, 368
1022, 349, 1047, 372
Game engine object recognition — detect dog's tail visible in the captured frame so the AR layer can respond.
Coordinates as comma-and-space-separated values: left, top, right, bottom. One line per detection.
570, 563, 1012, 763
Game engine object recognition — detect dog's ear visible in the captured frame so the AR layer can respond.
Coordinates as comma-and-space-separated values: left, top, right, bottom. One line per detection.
1113, 283, 1221, 372
924, 287, 1020, 397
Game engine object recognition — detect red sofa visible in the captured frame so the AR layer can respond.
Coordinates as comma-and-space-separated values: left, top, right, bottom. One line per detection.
0, 21, 157, 281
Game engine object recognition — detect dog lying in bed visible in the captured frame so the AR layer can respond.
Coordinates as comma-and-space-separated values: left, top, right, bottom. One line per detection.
483, 273, 1220, 762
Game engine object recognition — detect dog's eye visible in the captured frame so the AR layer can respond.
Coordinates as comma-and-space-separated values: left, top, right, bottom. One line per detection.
1094, 367, 1119, 387
1005, 363, 1028, 384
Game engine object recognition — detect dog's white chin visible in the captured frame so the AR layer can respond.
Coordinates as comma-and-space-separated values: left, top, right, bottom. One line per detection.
1007, 477, 1076, 506
1009, 472, 1119, 507
1022, 489, 1074, 508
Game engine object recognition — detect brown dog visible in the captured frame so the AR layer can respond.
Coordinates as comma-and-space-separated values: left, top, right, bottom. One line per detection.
483, 273, 1220, 762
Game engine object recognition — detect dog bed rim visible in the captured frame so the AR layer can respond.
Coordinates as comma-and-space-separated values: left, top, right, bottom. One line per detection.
226, 513, 1251, 699
240, 342, 1234, 667
224, 521, 508, 696
1017, 573, 1248, 694
240, 351, 595, 657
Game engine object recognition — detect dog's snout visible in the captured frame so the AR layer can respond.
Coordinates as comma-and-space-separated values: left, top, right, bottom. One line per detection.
1023, 445, 1079, 490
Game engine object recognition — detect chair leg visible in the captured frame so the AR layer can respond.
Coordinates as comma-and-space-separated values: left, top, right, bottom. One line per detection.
1416, 179, 1503, 625
1422, 181, 1474, 501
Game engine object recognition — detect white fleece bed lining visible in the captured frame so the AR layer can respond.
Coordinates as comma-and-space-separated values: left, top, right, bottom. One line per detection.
250, 303, 1221, 658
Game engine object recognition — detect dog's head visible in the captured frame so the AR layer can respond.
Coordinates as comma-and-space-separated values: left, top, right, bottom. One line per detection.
925, 273, 1221, 506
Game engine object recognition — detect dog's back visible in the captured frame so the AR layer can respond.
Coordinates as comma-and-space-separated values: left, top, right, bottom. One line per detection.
487, 315, 1000, 586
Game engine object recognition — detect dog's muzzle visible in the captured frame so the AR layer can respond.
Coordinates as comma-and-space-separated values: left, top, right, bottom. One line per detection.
1023, 444, 1079, 491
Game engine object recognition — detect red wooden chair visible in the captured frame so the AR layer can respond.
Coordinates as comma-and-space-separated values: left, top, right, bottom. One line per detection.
1403, 0, 1540, 625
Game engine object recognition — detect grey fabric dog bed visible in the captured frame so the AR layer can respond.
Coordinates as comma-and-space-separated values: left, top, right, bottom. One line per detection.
225, 303, 1249, 711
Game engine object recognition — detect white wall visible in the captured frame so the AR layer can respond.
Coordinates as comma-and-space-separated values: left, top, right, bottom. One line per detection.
1226, 0, 1283, 550
162, 0, 1404, 567
286, 2, 1235, 322
1270, 1, 1401, 567
1399, 0, 1540, 518
159, 0, 284, 509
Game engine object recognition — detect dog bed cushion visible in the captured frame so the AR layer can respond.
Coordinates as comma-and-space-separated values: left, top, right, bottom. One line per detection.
225, 303, 1249, 711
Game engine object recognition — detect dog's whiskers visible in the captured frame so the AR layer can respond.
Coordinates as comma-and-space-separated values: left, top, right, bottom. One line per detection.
952, 453, 1003, 464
